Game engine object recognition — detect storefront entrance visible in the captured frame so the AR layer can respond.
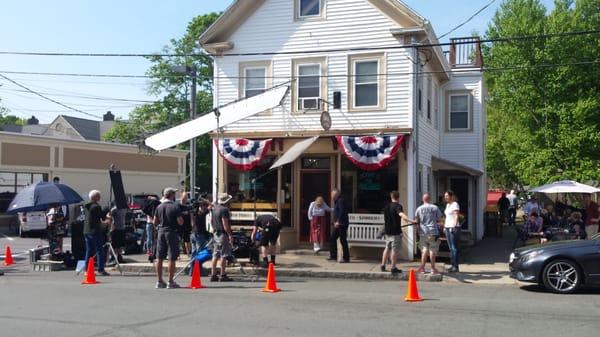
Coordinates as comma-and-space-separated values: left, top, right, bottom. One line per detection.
299, 158, 331, 242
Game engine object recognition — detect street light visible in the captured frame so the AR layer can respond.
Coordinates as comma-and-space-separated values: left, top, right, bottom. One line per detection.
171, 65, 197, 200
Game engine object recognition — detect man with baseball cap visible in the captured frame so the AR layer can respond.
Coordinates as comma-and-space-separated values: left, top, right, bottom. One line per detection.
210, 193, 234, 282
153, 187, 184, 289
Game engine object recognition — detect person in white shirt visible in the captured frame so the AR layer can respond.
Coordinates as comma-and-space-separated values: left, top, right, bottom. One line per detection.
507, 190, 518, 226
444, 191, 461, 273
307, 196, 331, 254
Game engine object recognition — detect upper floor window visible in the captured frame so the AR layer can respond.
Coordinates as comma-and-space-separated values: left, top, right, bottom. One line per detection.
298, 0, 322, 18
433, 83, 439, 129
239, 61, 272, 100
244, 67, 266, 98
426, 76, 432, 121
292, 57, 327, 113
447, 91, 473, 131
348, 53, 386, 111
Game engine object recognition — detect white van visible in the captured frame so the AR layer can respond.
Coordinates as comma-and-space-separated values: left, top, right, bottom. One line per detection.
18, 211, 47, 237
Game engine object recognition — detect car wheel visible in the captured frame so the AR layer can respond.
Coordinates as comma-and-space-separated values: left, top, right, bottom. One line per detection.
542, 259, 581, 294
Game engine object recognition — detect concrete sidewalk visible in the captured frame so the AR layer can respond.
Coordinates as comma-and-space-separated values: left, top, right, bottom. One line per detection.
113, 251, 445, 281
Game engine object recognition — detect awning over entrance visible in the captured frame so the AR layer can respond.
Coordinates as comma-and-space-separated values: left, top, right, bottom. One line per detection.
269, 136, 319, 170
431, 156, 483, 176
145, 85, 290, 151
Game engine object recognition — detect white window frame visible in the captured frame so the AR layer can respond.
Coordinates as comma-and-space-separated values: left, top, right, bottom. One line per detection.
292, 57, 327, 114
348, 53, 386, 111
295, 0, 325, 20
239, 61, 273, 112
447, 92, 473, 131
426, 76, 432, 121
243, 66, 267, 98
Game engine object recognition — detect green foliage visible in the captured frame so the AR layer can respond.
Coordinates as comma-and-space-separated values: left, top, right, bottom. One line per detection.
0, 99, 25, 126
484, 0, 600, 188
104, 12, 220, 191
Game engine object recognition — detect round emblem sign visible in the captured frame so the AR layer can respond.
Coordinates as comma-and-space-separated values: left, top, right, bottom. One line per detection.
320, 111, 332, 131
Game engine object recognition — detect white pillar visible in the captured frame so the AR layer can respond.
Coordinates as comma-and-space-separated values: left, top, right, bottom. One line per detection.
212, 141, 218, 202
404, 137, 416, 260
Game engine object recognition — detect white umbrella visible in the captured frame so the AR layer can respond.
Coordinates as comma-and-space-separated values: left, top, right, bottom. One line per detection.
529, 180, 600, 194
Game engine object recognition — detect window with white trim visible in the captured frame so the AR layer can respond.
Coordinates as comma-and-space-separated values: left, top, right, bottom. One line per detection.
297, 63, 321, 111
354, 60, 379, 107
433, 83, 439, 129
348, 53, 385, 110
243, 67, 266, 98
418, 72, 423, 114
426, 76, 432, 120
448, 93, 471, 130
299, 0, 321, 18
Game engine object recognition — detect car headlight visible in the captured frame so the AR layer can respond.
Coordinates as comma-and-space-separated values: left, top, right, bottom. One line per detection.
509, 253, 516, 263
521, 250, 543, 263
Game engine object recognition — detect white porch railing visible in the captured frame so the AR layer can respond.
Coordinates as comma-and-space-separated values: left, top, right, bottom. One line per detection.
347, 213, 385, 247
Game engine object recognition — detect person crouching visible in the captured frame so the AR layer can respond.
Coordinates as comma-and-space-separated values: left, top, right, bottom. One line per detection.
252, 214, 282, 268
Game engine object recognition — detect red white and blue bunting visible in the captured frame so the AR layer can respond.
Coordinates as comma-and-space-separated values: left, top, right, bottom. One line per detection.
336, 135, 406, 171
216, 138, 272, 171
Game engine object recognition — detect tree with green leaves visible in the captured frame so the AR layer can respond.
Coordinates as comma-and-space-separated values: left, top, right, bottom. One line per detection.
104, 12, 220, 191
484, 0, 600, 188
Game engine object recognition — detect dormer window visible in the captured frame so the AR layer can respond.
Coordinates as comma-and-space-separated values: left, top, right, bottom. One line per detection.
295, 0, 325, 20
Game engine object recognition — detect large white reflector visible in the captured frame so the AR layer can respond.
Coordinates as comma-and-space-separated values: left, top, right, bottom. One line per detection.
269, 136, 319, 170
145, 85, 290, 151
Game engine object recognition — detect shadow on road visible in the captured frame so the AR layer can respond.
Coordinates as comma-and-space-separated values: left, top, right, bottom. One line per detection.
520, 284, 600, 295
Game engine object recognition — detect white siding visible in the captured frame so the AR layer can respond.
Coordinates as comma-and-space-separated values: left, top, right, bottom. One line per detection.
440, 73, 484, 171
214, 0, 414, 134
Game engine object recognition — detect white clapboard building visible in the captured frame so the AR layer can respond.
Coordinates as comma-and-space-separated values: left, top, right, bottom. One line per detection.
199, 0, 487, 259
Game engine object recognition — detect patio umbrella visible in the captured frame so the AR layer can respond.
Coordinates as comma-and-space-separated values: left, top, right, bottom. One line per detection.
6, 181, 84, 214
529, 180, 600, 194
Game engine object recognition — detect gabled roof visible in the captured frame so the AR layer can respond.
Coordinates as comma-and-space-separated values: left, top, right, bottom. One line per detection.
61, 115, 101, 141
200, 0, 427, 46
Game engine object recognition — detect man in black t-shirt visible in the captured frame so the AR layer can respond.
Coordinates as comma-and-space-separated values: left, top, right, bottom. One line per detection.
153, 187, 184, 289
84, 190, 111, 276
251, 214, 282, 267
381, 191, 415, 274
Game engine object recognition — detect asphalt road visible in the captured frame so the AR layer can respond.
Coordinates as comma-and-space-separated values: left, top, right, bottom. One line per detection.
1, 265, 599, 337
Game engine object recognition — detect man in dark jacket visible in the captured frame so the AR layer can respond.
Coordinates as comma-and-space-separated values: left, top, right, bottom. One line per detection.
497, 192, 510, 225
84, 190, 111, 276
328, 188, 350, 263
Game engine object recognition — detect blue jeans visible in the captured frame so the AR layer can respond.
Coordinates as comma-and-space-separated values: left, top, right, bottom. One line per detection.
191, 232, 207, 256
84, 233, 106, 272
444, 228, 460, 268
145, 223, 154, 251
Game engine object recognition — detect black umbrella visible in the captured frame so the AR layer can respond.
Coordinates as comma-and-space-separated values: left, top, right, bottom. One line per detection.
6, 181, 84, 214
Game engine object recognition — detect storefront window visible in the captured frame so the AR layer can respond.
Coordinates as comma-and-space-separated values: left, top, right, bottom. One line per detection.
340, 158, 398, 213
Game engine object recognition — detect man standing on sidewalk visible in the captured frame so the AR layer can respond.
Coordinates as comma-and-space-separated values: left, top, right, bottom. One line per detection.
415, 193, 443, 274
153, 187, 184, 289
210, 193, 234, 282
507, 190, 518, 226
497, 192, 510, 226
380, 191, 414, 274
328, 188, 350, 263
84, 190, 111, 276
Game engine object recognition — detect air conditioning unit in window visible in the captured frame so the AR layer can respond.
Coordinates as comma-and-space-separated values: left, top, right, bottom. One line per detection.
299, 98, 321, 112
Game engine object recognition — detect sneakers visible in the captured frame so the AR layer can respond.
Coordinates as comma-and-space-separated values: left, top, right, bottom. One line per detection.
167, 281, 181, 289
326, 257, 337, 262
339, 259, 350, 264
99, 270, 111, 276
447, 266, 459, 273
380, 265, 386, 272
416, 267, 425, 274
210, 275, 219, 282
219, 275, 233, 282
390, 267, 401, 275
156, 281, 167, 289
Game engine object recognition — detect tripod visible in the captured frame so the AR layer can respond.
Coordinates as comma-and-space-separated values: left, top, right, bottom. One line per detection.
104, 241, 123, 275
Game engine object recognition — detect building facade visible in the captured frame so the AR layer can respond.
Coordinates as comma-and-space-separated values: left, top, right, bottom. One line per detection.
201, 0, 487, 259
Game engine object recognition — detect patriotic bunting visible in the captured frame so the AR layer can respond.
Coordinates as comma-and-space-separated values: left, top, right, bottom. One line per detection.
216, 138, 272, 171
336, 135, 406, 171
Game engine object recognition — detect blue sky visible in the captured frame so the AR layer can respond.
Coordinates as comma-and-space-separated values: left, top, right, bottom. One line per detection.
0, 0, 554, 123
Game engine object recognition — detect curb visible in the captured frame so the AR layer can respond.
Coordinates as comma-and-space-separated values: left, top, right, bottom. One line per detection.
113, 264, 443, 282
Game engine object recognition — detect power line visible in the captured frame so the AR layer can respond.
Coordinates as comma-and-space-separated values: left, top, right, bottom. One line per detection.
0, 73, 102, 119
0, 30, 598, 58
437, 0, 497, 40
0, 86, 155, 103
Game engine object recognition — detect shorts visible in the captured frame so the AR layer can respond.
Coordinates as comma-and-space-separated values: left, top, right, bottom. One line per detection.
212, 232, 232, 258
419, 234, 440, 254
156, 228, 180, 261
110, 229, 126, 248
259, 226, 280, 246
384, 234, 402, 254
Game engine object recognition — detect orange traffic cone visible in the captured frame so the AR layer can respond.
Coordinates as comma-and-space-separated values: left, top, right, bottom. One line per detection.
82, 257, 99, 285
262, 262, 281, 293
3, 246, 14, 266
404, 269, 423, 302
188, 260, 205, 289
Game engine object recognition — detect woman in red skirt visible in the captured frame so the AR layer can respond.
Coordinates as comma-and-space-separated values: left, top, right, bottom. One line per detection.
308, 196, 331, 254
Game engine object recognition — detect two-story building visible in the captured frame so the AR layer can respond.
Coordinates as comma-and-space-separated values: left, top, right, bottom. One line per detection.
200, 0, 487, 260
